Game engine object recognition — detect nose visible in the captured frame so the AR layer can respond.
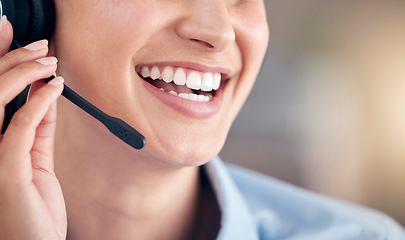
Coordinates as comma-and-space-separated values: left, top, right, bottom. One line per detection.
175, 0, 236, 52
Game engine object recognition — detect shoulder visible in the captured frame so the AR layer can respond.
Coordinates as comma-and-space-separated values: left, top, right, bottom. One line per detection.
225, 162, 405, 240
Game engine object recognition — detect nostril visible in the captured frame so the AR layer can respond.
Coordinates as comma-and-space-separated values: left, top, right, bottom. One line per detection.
190, 39, 214, 49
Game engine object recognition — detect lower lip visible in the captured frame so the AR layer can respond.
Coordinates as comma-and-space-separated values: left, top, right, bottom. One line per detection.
142, 80, 224, 119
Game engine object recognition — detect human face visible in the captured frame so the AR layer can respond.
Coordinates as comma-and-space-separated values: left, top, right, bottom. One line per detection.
52, 0, 269, 166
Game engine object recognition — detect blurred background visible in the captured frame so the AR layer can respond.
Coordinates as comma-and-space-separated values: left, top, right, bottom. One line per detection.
220, 0, 405, 226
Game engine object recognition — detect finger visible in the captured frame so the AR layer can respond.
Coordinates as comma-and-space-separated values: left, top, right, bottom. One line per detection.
27, 80, 54, 170
0, 77, 64, 169
31, 100, 58, 173
0, 16, 13, 57
30, 80, 60, 173
29, 78, 47, 98
0, 57, 58, 127
0, 40, 49, 76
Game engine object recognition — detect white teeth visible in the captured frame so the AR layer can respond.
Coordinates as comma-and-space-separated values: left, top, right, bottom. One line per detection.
201, 95, 211, 102
162, 66, 174, 83
150, 66, 160, 80
141, 66, 150, 78
189, 93, 198, 101
178, 93, 189, 99
173, 68, 186, 85
137, 65, 221, 91
201, 73, 214, 92
175, 92, 210, 102
165, 89, 211, 102
213, 73, 221, 90
186, 71, 202, 90
197, 95, 206, 102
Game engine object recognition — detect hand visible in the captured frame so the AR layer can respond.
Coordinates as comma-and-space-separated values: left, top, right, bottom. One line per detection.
0, 16, 67, 240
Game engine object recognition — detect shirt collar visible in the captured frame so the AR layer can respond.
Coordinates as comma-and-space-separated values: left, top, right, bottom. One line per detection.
203, 156, 259, 240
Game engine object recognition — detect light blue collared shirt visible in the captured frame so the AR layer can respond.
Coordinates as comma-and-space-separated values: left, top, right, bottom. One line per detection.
203, 156, 405, 240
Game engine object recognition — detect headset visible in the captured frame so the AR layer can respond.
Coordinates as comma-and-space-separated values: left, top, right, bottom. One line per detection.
0, 0, 146, 150
1, 0, 55, 48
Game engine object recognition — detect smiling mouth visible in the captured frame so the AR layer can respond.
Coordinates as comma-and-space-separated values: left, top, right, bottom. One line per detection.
136, 66, 222, 102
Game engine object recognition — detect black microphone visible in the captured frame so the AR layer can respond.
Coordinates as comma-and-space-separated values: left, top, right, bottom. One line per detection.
44, 76, 146, 150
1, 68, 146, 150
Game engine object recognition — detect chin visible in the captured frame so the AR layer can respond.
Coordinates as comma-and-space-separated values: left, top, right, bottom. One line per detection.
146, 133, 227, 168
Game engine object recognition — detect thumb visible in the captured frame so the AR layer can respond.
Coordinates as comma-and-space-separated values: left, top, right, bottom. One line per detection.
0, 16, 14, 57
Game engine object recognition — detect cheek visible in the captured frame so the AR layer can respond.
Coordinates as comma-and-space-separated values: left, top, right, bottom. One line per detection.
232, 2, 269, 72
54, 1, 157, 93
56, 0, 167, 59
226, 3, 269, 112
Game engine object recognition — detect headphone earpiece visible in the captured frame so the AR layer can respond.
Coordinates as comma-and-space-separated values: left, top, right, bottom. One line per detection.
1, 0, 55, 47
28, 0, 55, 44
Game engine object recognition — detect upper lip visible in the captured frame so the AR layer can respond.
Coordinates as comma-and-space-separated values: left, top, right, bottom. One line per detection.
135, 61, 233, 80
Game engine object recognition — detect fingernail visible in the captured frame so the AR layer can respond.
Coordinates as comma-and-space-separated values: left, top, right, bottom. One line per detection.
35, 56, 58, 65
0, 15, 7, 32
24, 39, 48, 51
48, 76, 64, 86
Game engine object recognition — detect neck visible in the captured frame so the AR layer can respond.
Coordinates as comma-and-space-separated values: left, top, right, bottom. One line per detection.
54, 99, 204, 240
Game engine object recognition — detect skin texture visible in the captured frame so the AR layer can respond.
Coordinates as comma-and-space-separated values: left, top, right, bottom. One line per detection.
0, 0, 268, 239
